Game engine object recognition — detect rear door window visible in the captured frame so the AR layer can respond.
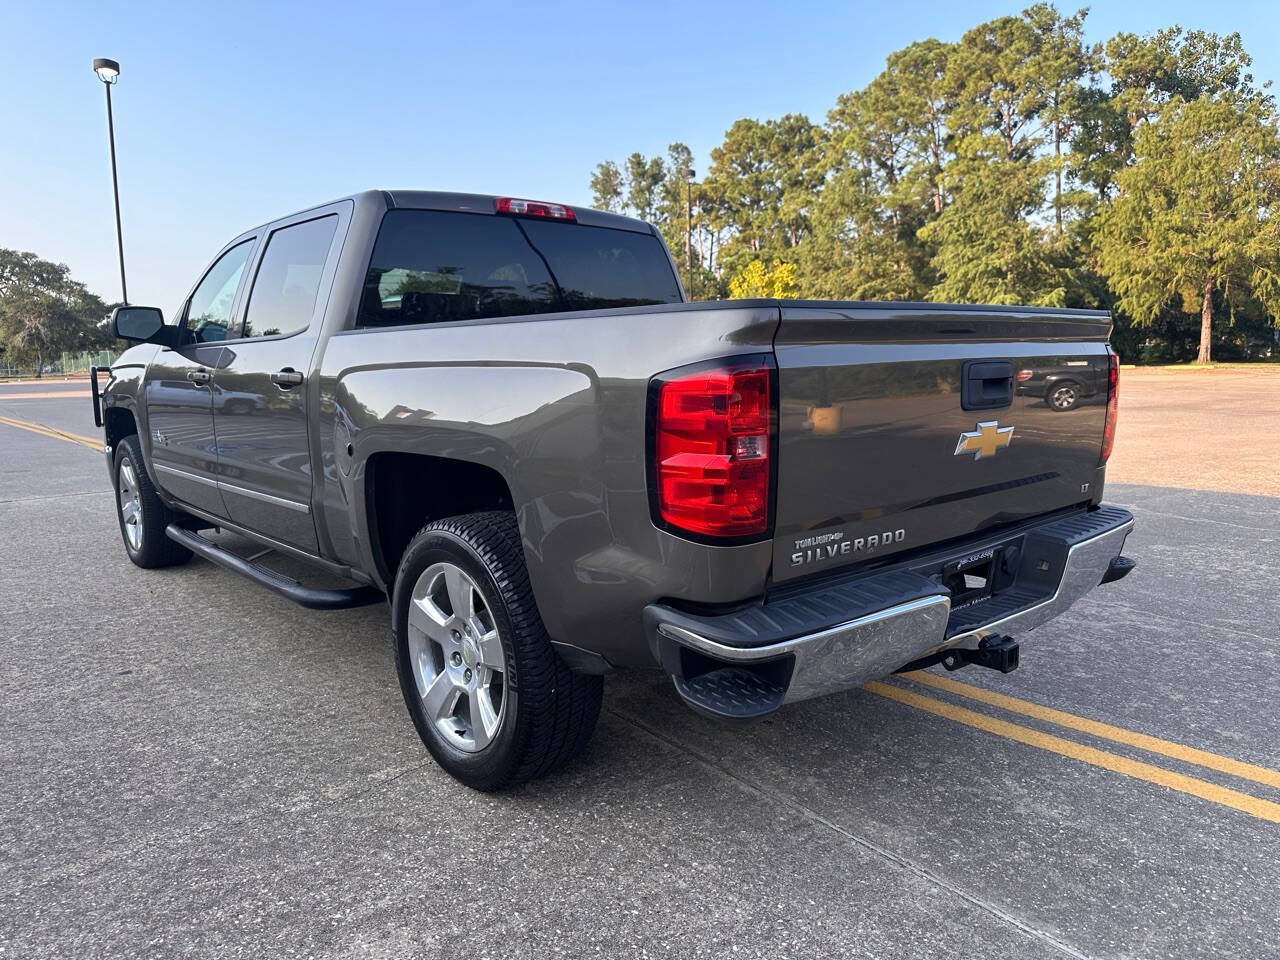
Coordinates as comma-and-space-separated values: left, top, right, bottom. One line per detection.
357, 209, 681, 327
241, 215, 338, 339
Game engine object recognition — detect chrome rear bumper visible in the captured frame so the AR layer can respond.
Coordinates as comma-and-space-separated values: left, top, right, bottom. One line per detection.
645, 506, 1134, 719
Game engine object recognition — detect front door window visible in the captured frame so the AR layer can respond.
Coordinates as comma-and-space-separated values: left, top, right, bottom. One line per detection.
185, 239, 254, 344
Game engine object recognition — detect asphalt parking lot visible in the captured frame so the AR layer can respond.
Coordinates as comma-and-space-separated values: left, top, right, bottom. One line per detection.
2, 369, 1278, 959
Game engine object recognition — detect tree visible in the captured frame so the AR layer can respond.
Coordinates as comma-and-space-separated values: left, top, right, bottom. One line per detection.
921, 13, 1066, 305
728, 259, 799, 299
921, 151, 1066, 305
624, 152, 665, 223
659, 143, 697, 286
589, 161, 625, 213
1095, 95, 1280, 363
705, 115, 823, 277
805, 38, 954, 300
1076, 27, 1265, 199
1023, 4, 1094, 238
0, 249, 112, 375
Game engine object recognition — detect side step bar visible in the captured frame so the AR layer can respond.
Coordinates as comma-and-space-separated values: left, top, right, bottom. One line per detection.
165, 525, 384, 610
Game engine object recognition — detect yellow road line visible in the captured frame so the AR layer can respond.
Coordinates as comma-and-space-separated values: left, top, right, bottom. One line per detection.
864, 681, 1280, 824
0, 390, 90, 399
905, 671, 1280, 791
0, 415, 103, 451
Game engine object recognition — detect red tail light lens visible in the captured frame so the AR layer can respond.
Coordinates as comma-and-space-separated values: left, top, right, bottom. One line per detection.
494, 197, 576, 221
654, 359, 772, 539
1101, 353, 1119, 464
1016, 368, 1033, 382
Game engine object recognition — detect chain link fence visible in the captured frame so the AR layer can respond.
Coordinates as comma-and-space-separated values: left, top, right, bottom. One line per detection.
0, 349, 119, 380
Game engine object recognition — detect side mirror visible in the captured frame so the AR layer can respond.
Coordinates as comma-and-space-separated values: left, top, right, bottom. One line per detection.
112, 306, 176, 346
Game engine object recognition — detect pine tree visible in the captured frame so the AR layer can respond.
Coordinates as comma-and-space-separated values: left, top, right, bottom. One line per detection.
1095, 95, 1280, 363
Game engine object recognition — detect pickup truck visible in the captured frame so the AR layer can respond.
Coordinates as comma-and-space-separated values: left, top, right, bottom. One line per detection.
97, 190, 1135, 790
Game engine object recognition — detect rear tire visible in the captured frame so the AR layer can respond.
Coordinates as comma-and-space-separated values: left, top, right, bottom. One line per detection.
392, 511, 603, 791
1047, 381, 1081, 411
113, 435, 193, 569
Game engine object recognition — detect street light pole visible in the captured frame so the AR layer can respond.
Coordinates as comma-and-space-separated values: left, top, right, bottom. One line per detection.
93, 58, 127, 304
686, 168, 695, 302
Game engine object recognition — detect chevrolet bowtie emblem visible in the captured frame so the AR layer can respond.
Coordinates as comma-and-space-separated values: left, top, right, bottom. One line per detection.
954, 421, 1015, 460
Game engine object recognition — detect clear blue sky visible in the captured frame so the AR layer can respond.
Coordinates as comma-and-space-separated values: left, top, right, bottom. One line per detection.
2, 0, 1277, 313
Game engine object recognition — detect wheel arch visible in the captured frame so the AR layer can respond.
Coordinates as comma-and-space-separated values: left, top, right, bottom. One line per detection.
365, 452, 516, 587
104, 404, 138, 450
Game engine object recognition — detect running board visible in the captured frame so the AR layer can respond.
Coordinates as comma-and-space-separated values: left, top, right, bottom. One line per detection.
165, 525, 384, 610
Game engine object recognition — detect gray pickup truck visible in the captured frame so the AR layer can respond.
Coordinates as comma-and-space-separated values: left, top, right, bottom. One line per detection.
97, 190, 1134, 790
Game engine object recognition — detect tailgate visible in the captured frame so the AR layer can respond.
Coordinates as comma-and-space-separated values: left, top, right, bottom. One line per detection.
772, 303, 1112, 582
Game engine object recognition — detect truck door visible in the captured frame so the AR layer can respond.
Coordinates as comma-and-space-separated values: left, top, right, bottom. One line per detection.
144, 237, 256, 517
209, 209, 344, 554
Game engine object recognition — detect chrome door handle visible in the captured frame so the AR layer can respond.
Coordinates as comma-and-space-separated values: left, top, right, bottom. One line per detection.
186, 368, 211, 385
270, 368, 304, 389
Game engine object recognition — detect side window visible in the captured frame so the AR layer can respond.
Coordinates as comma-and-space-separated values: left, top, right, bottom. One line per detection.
241, 215, 339, 339
185, 239, 255, 344
357, 210, 557, 327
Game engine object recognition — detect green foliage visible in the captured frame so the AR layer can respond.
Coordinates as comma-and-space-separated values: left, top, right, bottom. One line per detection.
588, 7, 1280, 361
0, 249, 113, 375
589, 161, 624, 212
1094, 94, 1280, 362
625, 152, 666, 223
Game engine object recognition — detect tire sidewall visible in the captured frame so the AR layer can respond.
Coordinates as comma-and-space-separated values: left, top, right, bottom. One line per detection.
392, 528, 526, 787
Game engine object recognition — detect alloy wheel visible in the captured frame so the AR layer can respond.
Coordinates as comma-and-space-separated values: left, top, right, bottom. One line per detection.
117, 457, 143, 550
406, 561, 507, 752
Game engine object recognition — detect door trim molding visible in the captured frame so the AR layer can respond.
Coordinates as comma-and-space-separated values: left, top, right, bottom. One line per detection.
154, 463, 310, 514
217, 478, 311, 513
154, 462, 220, 488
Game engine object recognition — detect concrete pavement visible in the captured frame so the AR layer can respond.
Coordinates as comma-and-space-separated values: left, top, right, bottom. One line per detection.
1, 375, 1277, 959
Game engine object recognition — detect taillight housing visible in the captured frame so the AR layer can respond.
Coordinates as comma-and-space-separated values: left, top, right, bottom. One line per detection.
650, 357, 774, 540
494, 197, 576, 221
1101, 353, 1119, 464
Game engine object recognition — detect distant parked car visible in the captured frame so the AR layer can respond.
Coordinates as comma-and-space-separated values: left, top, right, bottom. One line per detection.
1016, 358, 1108, 411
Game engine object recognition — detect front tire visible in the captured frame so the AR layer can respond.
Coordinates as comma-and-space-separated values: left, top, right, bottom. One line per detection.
392, 511, 603, 791
113, 434, 193, 568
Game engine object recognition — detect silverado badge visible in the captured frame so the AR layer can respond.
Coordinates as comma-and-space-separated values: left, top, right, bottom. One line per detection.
954, 421, 1014, 460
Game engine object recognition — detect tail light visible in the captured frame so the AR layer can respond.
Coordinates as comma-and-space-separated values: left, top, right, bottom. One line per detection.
652, 358, 773, 539
494, 197, 576, 221
1101, 353, 1119, 464
1016, 368, 1033, 382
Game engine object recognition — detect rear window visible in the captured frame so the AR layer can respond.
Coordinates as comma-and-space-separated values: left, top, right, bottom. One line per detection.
357, 209, 681, 327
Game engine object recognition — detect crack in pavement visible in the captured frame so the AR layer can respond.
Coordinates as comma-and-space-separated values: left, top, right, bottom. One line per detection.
608, 707, 1095, 960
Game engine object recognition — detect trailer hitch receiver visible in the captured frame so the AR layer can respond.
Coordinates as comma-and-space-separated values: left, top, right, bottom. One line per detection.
944, 635, 1020, 674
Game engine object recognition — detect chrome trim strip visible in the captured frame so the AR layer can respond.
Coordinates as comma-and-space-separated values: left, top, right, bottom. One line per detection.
154, 462, 220, 488
153, 463, 310, 514
657, 516, 1133, 706
216, 478, 311, 513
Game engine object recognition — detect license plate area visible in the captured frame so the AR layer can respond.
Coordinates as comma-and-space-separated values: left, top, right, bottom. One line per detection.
942, 548, 1003, 610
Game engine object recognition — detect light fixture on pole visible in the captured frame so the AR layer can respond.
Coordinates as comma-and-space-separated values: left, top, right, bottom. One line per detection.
93, 57, 128, 304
